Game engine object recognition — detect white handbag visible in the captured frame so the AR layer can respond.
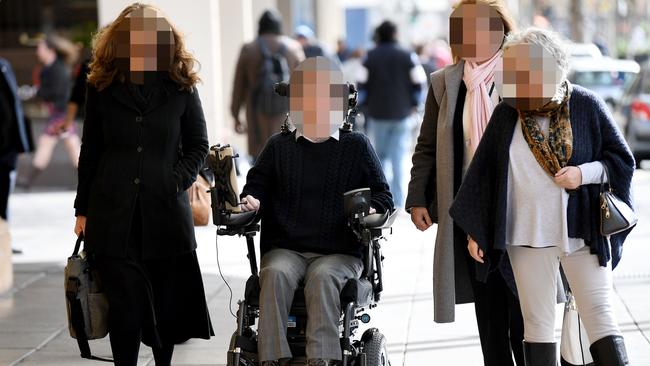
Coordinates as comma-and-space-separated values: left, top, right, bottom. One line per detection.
560, 291, 594, 366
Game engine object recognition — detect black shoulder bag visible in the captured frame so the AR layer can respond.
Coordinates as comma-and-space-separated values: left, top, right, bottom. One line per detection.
599, 165, 637, 236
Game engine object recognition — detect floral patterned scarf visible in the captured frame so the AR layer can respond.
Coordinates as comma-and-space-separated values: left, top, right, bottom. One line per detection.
519, 81, 573, 176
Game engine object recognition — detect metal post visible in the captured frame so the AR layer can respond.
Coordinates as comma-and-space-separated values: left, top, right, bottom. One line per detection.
246, 234, 258, 276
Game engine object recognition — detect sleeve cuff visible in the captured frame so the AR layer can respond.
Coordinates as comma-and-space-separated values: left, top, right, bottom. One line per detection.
578, 161, 606, 185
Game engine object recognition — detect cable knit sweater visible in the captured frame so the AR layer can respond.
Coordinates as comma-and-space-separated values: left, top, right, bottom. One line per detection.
449, 85, 635, 282
241, 130, 394, 257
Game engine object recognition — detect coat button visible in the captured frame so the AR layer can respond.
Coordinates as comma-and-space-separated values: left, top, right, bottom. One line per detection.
135, 116, 142, 122
134, 178, 140, 184
137, 146, 143, 153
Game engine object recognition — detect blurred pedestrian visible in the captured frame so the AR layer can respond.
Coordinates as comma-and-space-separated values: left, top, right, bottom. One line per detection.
62, 57, 90, 139
231, 10, 305, 161
406, 1, 526, 365
450, 27, 635, 366
295, 25, 325, 58
359, 20, 427, 207
19, 35, 80, 189
73, 4, 213, 365
340, 48, 365, 85
0, 58, 33, 254
336, 38, 351, 63
415, 43, 438, 84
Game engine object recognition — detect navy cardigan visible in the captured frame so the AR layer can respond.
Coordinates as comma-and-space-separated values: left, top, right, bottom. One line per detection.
449, 85, 635, 282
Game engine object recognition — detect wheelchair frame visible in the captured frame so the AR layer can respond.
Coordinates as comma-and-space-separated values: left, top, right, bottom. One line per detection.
209, 144, 394, 366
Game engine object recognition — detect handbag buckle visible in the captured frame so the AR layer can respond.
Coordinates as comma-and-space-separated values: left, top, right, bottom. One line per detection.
601, 200, 610, 219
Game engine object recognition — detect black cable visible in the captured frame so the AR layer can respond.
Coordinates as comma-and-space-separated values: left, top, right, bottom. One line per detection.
216, 232, 237, 318
578, 313, 585, 365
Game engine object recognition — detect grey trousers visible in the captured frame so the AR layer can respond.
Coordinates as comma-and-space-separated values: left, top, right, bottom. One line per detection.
257, 248, 363, 362
507, 245, 621, 344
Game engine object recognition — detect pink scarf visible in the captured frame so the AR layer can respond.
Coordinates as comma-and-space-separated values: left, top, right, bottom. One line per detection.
462, 50, 502, 153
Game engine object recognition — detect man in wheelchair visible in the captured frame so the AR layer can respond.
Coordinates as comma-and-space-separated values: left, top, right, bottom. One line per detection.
239, 57, 394, 366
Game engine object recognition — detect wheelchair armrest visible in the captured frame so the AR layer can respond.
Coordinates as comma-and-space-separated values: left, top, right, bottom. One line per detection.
218, 210, 259, 228
362, 209, 397, 229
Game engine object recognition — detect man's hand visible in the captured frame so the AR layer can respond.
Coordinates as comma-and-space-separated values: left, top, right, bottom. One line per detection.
74, 216, 87, 237
240, 195, 260, 212
468, 236, 484, 263
410, 207, 433, 231
235, 119, 246, 134
554, 166, 582, 190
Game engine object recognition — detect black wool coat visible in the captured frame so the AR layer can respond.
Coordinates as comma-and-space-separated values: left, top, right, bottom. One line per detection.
74, 77, 209, 259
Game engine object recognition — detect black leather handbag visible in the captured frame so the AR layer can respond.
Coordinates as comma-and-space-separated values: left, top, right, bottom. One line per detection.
599, 165, 637, 236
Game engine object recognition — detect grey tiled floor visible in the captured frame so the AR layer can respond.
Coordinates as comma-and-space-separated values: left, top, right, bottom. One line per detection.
2, 170, 650, 365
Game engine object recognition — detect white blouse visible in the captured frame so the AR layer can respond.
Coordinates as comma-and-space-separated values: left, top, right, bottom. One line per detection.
505, 115, 605, 254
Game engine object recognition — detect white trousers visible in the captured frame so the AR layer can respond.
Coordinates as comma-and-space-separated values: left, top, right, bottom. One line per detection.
507, 245, 621, 344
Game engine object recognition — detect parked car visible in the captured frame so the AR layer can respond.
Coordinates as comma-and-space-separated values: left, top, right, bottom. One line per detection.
568, 57, 640, 110
567, 42, 603, 59
619, 65, 650, 168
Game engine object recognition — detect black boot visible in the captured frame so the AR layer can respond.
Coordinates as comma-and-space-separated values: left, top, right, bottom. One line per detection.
109, 330, 141, 366
589, 335, 629, 365
152, 343, 174, 366
523, 341, 558, 366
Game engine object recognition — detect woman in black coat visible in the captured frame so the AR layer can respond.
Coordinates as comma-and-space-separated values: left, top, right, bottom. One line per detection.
73, 4, 212, 365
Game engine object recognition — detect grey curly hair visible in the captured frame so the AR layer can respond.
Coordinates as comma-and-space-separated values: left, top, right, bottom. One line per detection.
503, 27, 570, 81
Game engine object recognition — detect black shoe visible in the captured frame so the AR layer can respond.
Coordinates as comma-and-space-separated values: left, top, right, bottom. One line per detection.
589, 335, 629, 365
11, 247, 22, 255
523, 341, 557, 366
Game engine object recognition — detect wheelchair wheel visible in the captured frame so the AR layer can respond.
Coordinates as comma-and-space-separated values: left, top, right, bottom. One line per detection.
228, 332, 256, 366
361, 328, 390, 366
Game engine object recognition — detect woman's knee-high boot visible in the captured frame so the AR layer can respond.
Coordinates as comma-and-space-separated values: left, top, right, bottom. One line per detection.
589, 335, 629, 365
523, 341, 558, 366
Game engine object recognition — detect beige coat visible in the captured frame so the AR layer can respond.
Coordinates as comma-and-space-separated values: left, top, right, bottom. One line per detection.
230, 34, 304, 158
406, 62, 472, 323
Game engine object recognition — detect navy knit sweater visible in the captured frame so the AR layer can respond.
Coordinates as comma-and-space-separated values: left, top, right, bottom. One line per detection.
449, 85, 635, 282
241, 130, 394, 257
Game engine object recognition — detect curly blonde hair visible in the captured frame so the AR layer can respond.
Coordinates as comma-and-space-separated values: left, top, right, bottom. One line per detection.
87, 3, 200, 91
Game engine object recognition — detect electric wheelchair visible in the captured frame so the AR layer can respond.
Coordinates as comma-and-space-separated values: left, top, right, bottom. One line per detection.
206, 144, 396, 366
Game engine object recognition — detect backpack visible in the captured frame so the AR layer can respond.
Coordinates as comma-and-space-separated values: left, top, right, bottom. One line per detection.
253, 37, 290, 117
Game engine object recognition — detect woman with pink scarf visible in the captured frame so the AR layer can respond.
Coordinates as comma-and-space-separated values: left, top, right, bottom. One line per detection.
405, 1, 524, 365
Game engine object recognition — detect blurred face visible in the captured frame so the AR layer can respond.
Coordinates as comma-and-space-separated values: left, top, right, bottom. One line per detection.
497, 43, 564, 110
449, 3, 504, 63
289, 57, 347, 141
115, 7, 174, 84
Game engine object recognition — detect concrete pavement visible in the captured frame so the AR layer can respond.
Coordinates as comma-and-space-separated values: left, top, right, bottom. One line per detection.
1, 170, 650, 365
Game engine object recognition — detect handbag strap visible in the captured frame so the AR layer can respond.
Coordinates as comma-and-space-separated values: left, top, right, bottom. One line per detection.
66, 291, 113, 362
72, 233, 84, 256
599, 163, 612, 194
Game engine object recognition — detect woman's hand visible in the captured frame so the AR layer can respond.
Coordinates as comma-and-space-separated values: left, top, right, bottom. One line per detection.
74, 216, 87, 237
554, 166, 582, 190
240, 195, 260, 212
410, 207, 433, 231
467, 236, 484, 263
234, 119, 246, 134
